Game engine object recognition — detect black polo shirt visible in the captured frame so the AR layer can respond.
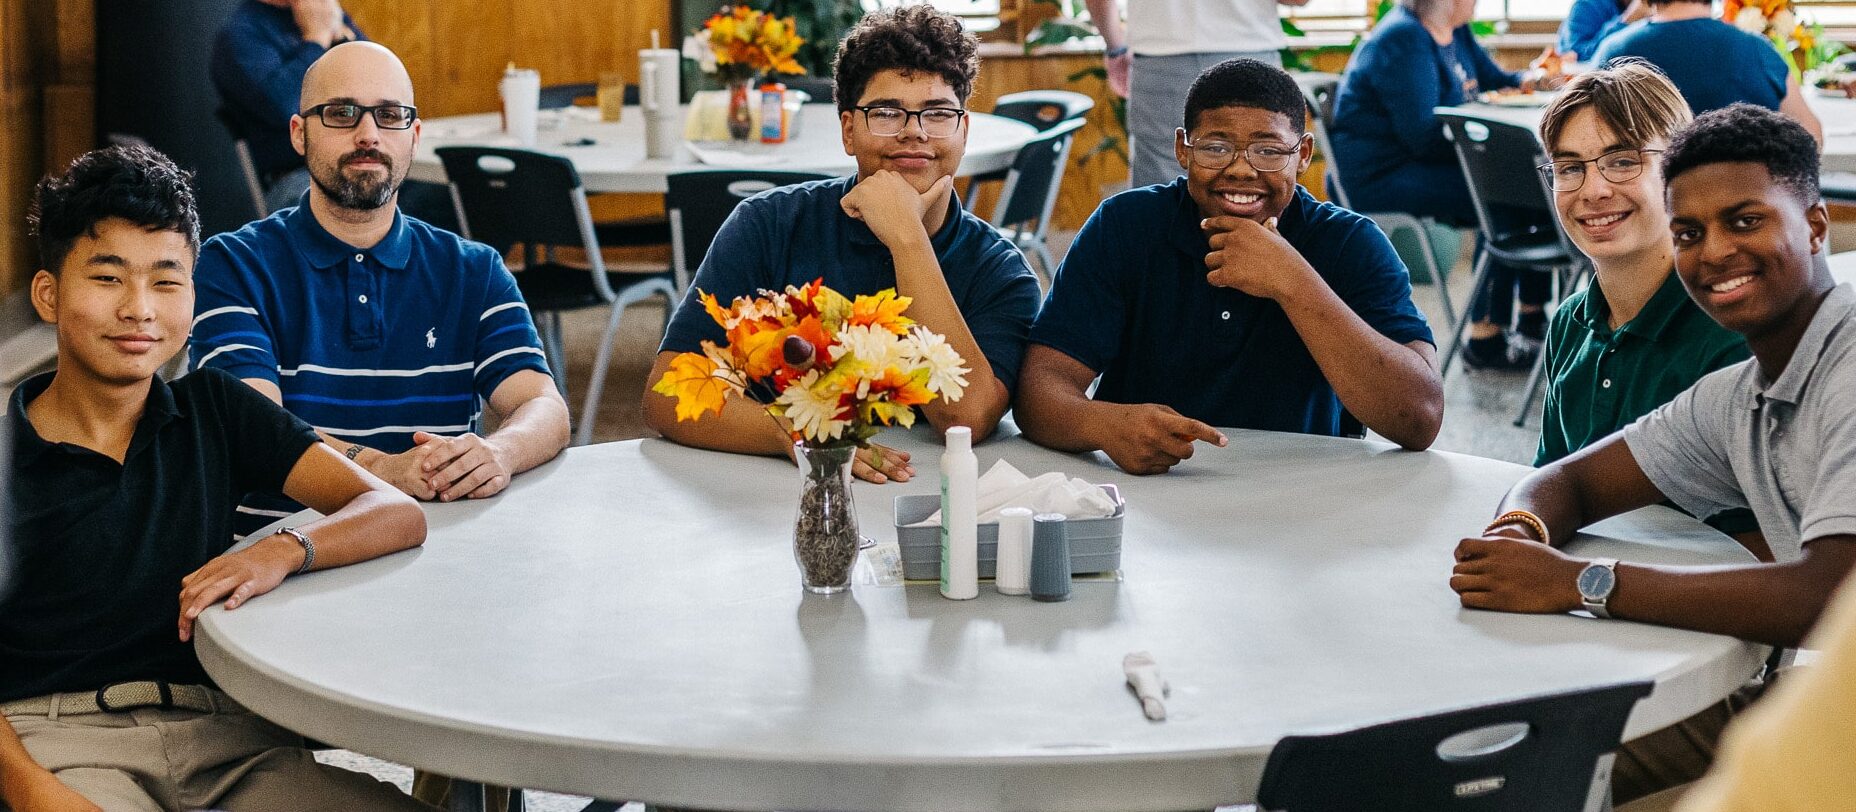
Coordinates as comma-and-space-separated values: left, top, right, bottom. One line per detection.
1, 367, 319, 702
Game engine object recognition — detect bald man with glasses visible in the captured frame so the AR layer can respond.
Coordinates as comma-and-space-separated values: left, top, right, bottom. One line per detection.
191, 42, 569, 541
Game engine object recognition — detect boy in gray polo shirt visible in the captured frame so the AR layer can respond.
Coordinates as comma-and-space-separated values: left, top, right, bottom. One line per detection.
1445, 104, 1856, 801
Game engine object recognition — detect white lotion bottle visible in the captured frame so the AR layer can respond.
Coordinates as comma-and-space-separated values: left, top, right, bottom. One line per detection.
940, 426, 979, 600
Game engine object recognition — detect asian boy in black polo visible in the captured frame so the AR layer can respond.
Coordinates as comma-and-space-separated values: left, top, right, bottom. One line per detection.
0, 146, 434, 811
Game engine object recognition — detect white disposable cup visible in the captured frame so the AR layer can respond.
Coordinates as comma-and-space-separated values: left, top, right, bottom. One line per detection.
500, 68, 541, 147
639, 48, 682, 159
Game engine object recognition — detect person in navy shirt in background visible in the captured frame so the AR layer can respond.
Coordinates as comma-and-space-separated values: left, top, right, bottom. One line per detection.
1558, 0, 1645, 61
193, 42, 569, 542
210, 0, 364, 213
1331, 0, 1564, 370
1016, 59, 1442, 475
1592, 0, 1822, 142
646, 5, 1040, 485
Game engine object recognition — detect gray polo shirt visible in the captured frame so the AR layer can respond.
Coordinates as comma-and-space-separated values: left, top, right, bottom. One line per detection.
1623, 284, 1856, 563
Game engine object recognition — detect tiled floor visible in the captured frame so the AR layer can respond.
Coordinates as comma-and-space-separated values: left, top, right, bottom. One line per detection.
313, 228, 1545, 811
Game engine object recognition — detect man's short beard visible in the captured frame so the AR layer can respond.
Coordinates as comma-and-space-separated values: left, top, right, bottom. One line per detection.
306, 130, 402, 210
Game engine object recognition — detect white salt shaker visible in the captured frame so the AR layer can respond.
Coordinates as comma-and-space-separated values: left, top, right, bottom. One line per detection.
995, 507, 1033, 595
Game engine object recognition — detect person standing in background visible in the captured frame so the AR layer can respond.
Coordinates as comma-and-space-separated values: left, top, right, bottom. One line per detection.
1085, 0, 1312, 188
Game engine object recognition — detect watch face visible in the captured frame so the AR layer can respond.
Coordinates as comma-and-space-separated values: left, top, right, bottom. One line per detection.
1578, 563, 1616, 600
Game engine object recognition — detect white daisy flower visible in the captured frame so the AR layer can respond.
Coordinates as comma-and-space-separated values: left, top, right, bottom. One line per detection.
777, 371, 850, 442
905, 327, 969, 401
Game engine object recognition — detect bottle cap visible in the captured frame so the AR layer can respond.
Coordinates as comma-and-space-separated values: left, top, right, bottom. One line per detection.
945, 425, 971, 452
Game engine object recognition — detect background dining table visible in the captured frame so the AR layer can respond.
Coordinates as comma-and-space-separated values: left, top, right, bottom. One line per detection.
407, 103, 1042, 194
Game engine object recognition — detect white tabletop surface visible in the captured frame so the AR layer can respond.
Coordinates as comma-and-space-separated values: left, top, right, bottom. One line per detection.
195, 428, 1764, 811
1435, 91, 1856, 173
408, 104, 1040, 193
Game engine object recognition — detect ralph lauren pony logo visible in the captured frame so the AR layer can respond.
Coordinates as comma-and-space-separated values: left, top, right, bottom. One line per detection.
425, 328, 436, 349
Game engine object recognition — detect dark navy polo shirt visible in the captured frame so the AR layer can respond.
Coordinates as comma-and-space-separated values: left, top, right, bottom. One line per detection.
659, 175, 1042, 393
1029, 178, 1433, 436
2, 369, 318, 702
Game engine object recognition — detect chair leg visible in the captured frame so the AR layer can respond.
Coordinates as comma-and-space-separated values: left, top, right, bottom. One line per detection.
1513, 334, 1550, 427
508, 789, 526, 812
1440, 251, 1493, 378
575, 299, 630, 447
1033, 239, 1057, 283
447, 781, 487, 812
548, 312, 570, 401
1413, 223, 1456, 327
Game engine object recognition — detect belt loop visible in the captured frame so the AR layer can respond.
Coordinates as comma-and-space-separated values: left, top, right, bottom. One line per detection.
47, 693, 61, 721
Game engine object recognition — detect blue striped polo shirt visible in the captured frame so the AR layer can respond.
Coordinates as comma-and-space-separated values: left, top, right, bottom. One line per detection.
191, 196, 549, 533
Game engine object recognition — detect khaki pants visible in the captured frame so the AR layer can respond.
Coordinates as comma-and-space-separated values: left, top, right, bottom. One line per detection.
1612, 682, 1765, 805
3, 691, 436, 812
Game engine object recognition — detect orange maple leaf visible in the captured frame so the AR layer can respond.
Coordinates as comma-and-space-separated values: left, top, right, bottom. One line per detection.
847, 289, 914, 335
650, 352, 730, 422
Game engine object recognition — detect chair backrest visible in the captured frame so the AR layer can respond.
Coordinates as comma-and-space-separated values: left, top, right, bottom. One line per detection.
436, 146, 613, 298
1436, 112, 1575, 256
1297, 76, 1352, 210
991, 89, 1096, 132
990, 117, 1086, 231
215, 107, 270, 219
664, 170, 833, 290
780, 74, 835, 105
1257, 680, 1653, 812
539, 82, 640, 109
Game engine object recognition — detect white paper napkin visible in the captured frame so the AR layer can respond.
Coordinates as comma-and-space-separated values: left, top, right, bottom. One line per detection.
908, 460, 1118, 527
686, 142, 789, 167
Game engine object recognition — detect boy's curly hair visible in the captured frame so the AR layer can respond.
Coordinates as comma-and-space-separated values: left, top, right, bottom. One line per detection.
832, 5, 979, 112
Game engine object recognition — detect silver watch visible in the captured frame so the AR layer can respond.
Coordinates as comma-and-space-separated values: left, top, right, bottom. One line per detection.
1577, 558, 1618, 619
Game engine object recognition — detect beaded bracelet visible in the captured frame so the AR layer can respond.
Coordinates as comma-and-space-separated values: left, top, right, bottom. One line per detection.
1484, 510, 1550, 546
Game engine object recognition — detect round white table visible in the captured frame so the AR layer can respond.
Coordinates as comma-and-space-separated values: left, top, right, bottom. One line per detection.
195, 428, 1764, 811
1435, 91, 1856, 173
408, 104, 1041, 193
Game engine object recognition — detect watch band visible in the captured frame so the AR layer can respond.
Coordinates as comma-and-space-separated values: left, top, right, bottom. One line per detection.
1105, 44, 1130, 58
277, 527, 315, 576
1581, 557, 1618, 619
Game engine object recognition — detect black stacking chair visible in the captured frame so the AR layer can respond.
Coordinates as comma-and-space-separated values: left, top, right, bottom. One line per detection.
437, 146, 678, 446
1257, 680, 1653, 812
536, 82, 670, 254
986, 117, 1086, 278
1437, 111, 1592, 426
966, 89, 1095, 212
664, 170, 834, 293
1302, 77, 1458, 326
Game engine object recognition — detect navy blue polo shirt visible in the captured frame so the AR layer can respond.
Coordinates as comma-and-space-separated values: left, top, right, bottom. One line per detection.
1029, 178, 1433, 435
660, 176, 1042, 392
192, 197, 548, 534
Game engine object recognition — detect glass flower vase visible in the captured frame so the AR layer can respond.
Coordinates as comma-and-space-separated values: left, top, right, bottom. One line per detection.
726, 76, 756, 143
793, 442, 859, 594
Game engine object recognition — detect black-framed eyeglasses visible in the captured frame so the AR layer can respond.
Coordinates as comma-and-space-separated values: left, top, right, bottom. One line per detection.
301, 103, 419, 130
1537, 148, 1662, 192
1179, 133, 1306, 173
852, 105, 968, 138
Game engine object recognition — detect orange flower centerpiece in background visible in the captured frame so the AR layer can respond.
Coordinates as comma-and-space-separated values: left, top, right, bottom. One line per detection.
683, 5, 806, 140
1724, 0, 1845, 79
653, 279, 969, 593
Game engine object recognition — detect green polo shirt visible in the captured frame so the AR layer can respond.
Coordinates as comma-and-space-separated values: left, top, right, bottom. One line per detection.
1537, 270, 1757, 534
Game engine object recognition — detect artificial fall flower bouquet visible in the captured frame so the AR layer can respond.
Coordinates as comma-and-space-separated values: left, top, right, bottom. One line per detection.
682, 5, 807, 80
652, 279, 969, 448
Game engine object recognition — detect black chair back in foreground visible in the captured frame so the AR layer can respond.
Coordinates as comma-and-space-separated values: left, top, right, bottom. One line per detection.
664, 170, 834, 292
1256, 680, 1653, 812
437, 146, 677, 446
